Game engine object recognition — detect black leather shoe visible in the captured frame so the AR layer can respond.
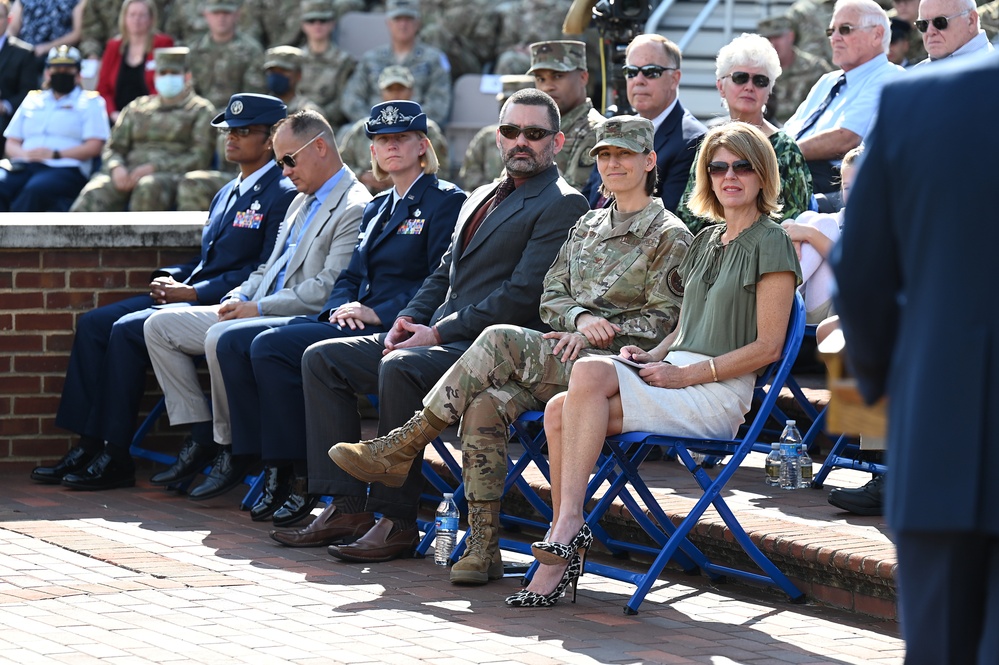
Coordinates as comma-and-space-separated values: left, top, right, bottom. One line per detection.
31, 445, 96, 484
61, 451, 135, 491
188, 448, 249, 501
828, 474, 885, 516
150, 437, 219, 486
272, 477, 319, 527
250, 465, 293, 521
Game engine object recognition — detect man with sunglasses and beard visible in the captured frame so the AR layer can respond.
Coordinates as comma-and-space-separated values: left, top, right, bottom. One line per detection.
33, 93, 297, 491
272, 88, 588, 564
913, 0, 993, 63
783, 0, 901, 196
583, 34, 706, 213
141, 109, 370, 502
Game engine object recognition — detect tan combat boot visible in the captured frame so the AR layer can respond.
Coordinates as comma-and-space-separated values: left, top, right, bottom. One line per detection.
450, 501, 504, 585
328, 410, 443, 488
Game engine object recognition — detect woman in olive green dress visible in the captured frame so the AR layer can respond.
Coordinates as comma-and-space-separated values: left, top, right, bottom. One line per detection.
677, 32, 813, 234
507, 122, 802, 608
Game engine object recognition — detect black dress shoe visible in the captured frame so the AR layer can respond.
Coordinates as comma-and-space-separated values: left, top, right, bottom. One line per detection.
188, 448, 250, 501
31, 445, 97, 484
150, 437, 219, 486
272, 477, 320, 527
828, 474, 885, 516
61, 451, 135, 491
250, 465, 293, 521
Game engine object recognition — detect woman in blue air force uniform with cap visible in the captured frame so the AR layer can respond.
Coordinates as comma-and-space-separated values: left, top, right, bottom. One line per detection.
210, 100, 466, 526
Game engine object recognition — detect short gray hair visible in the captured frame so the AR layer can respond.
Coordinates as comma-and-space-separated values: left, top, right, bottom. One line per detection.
715, 33, 782, 89
834, 0, 891, 52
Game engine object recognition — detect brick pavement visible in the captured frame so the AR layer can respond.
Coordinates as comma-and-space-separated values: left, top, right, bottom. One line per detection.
0, 469, 903, 665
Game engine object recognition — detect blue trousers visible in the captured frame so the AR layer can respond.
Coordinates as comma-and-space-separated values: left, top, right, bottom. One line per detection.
0, 163, 87, 212
214, 316, 382, 462
55, 295, 180, 450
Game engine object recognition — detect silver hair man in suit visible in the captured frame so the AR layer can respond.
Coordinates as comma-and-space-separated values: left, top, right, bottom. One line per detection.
272, 88, 590, 563
140, 109, 371, 503
833, 52, 999, 664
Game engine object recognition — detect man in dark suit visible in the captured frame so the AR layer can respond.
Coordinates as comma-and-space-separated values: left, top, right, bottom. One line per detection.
584, 33, 706, 212
832, 52, 999, 665
271, 88, 589, 561
0, 0, 37, 156
31, 94, 297, 491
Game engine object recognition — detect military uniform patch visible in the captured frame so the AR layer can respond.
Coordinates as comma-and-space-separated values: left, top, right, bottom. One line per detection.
397, 218, 426, 235
667, 266, 684, 298
233, 208, 264, 229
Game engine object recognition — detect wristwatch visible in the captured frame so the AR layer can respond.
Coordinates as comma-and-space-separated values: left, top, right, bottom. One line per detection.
53, 150, 61, 159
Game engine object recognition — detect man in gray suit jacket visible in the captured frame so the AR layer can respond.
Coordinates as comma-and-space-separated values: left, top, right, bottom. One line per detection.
833, 52, 999, 665
140, 110, 371, 502
271, 89, 589, 562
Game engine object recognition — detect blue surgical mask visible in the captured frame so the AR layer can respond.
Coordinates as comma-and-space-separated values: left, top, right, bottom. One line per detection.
266, 72, 292, 96
155, 74, 185, 99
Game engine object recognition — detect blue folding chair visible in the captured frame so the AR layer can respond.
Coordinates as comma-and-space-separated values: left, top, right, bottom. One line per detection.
521, 294, 808, 614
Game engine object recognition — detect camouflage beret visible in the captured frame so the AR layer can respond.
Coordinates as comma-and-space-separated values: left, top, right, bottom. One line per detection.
153, 47, 189, 71
757, 15, 793, 37
589, 115, 654, 156
264, 46, 304, 71
527, 40, 586, 74
378, 65, 415, 89
300, 0, 334, 21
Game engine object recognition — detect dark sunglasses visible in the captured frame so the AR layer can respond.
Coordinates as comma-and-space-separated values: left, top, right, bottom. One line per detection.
722, 71, 770, 88
303, 17, 332, 23
275, 132, 324, 168
825, 23, 875, 36
707, 160, 755, 176
497, 124, 558, 141
915, 9, 970, 32
218, 127, 268, 137
622, 64, 677, 79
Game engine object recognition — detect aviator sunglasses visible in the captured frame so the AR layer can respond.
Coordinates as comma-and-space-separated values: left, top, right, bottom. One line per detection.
722, 71, 771, 88
276, 132, 325, 168
825, 23, 876, 36
915, 9, 971, 32
497, 124, 558, 141
707, 160, 755, 176
622, 64, 677, 79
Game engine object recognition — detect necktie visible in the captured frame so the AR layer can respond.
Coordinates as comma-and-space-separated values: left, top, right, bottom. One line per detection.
252, 194, 316, 300
794, 74, 846, 140
378, 197, 397, 231
222, 183, 241, 216
462, 177, 515, 250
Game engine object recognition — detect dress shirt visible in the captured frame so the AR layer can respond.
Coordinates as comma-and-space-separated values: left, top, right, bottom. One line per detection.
918, 31, 995, 64
647, 98, 678, 136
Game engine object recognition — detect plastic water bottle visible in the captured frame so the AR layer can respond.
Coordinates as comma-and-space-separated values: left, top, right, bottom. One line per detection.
778, 420, 802, 490
765, 442, 782, 487
434, 493, 459, 566
798, 440, 814, 489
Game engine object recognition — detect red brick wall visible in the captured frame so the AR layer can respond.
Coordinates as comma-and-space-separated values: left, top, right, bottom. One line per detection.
0, 246, 199, 472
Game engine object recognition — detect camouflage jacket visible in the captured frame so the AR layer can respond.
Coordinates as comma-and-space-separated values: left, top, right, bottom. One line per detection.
541, 197, 691, 351
340, 41, 452, 123
338, 116, 449, 183
298, 42, 356, 128
557, 99, 603, 192
787, 0, 836, 62
189, 32, 266, 110
459, 123, 503, 191
980, 0, 999, 42
241, 0, 304, 49
771, 47, 834, 124
102, 89, 217, 174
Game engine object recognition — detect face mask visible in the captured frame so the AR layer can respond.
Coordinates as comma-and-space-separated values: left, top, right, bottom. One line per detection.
266, 72, 291, 96
48, 72, 76, 95
155, 74, 186, 99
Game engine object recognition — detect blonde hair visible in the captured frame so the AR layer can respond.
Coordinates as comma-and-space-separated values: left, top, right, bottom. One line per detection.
118, 0, 158, 55
370, 131, 439, 181
687, 122, 782, 221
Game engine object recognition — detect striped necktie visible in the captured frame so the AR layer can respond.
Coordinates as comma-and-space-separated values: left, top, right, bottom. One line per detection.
794, 74, 846, 140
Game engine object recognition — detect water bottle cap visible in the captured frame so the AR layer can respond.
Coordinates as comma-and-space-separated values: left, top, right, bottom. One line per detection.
443, 493, 453, 499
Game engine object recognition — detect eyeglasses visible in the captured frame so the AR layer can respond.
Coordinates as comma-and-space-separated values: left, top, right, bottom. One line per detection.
825, 23, 876, 36
915, 9, 970, 32
721, 71, 771, 88
622, 64, 677, 79
497, 124, 558, 141
707, 160, 755, 176
303, 17, 332, 23
218, 126, 268, 137
275, 132, 325, 168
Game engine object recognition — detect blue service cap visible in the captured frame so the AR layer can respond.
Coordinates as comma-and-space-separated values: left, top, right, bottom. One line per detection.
364, 100, 428, 138
211, 93, 288, 128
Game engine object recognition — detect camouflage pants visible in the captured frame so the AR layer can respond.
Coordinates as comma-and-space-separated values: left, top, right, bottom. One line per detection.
424, 324, 604, 502
70, 172, 183, 212
177, 170, 234, 212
